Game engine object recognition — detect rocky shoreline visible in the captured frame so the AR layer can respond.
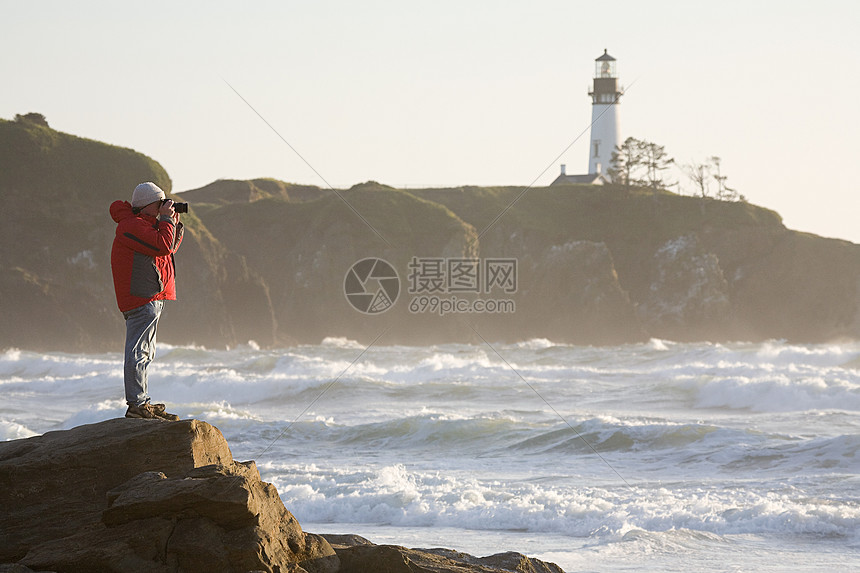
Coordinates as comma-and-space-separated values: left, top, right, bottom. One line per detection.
0, 418, 564, 573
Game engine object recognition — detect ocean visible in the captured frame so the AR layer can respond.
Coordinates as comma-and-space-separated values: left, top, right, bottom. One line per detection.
2, 338, 858, 572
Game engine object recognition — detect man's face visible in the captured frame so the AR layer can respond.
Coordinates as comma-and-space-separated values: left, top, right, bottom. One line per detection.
139, 200, 161, 217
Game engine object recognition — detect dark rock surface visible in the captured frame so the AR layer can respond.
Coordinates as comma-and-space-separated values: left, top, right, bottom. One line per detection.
323, 534, 565, 573
0, 419, 337, 572
0, 419, 565, 573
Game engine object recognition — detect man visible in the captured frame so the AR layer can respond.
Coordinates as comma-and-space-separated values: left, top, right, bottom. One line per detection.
110, 182, 184, 420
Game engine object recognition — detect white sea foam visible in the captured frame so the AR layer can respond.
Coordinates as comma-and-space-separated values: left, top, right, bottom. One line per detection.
262, 461, 860, 541
58, 400, 127, 429
2, 340, 858, 571
320, 336, 365, 349
704, 379, 855, 412
0, 418, 37, 440
514, 338, 558, 350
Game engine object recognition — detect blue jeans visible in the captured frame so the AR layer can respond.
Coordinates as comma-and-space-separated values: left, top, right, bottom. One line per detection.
123, 300, 163, 406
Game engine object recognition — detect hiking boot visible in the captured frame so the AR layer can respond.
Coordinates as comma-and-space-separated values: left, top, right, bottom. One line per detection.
151, 403, 180, 421
125, 403, 159, 419
125, 403, 180, 421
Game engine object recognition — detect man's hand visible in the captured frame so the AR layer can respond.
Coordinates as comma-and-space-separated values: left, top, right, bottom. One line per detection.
158, 199, 176, 220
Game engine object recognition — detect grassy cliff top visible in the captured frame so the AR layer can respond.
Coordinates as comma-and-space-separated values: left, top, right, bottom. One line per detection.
0, 115, 176, 275
183, 177, 785, 249
0, 115, 172, 213
409, 184, 784, 246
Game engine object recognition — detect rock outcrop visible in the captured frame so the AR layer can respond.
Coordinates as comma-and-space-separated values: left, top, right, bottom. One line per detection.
0, 419, 338, 572
323, 535, 564, 573
0, 419, 565, 573
518, 240, 644, 345
419, 185, 860, 343
636, 234, 732, 338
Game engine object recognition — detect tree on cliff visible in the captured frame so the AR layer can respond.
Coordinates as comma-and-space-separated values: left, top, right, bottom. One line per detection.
641, 140, 675, 191
607, 137, 641, 189
682, 156, 744, 201
682, 161, 710, 198
14, 112, 49, 128
710, 156, 743, 201
608, 137, 675, 191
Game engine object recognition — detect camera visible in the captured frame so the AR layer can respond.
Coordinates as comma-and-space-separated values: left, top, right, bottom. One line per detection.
161, 199, 189, 213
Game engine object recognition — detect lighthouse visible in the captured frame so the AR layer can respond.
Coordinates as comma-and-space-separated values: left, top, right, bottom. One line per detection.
587, 49, 623, 176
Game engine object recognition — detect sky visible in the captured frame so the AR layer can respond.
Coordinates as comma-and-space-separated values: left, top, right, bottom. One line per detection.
3, 0, 859, 243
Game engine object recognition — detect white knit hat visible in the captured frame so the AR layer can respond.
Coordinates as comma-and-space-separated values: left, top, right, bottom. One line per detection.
131, 182, 166, 208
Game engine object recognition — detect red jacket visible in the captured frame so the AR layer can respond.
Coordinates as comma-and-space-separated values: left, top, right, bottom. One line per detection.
110, 200, 184, 312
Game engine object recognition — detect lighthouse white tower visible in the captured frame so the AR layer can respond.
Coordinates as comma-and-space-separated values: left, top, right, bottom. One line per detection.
587, 50, 623, 176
